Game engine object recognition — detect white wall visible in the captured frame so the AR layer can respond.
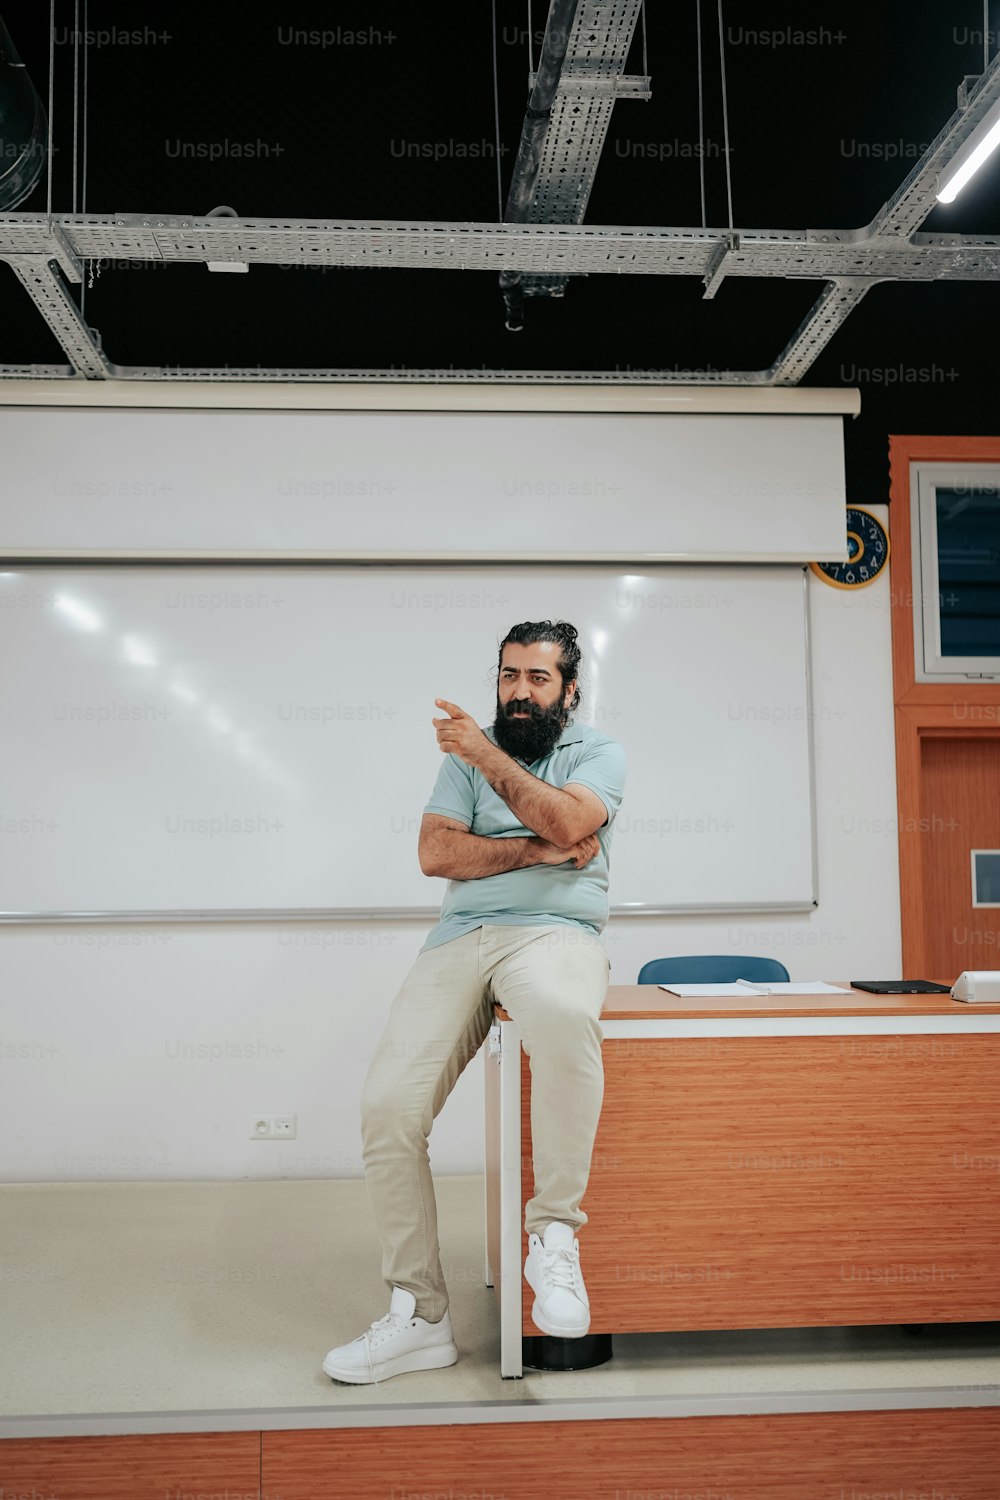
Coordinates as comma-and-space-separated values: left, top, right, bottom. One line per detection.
0, 394, 896, 1185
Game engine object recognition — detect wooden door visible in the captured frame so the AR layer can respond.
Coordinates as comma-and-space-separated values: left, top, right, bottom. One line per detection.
920, 734, 1000, 983
889, 435, 1000, 973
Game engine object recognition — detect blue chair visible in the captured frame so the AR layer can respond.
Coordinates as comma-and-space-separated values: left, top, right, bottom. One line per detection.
637, 954, 790, 985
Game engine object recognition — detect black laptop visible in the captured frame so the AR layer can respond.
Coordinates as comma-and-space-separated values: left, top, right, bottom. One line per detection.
851, 980, 953, 994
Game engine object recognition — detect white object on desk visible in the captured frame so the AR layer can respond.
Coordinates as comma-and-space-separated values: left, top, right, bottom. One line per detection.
737, 980, 853, 995
658, 980, 852, 997
951, 970, 1000, 1003
658, 982, 765, 996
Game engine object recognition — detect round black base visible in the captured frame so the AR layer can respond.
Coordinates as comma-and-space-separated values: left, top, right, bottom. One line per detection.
522, 1333, 613, 1371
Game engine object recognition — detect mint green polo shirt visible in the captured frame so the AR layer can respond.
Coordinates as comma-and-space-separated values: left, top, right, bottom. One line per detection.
418, 720, 627, 955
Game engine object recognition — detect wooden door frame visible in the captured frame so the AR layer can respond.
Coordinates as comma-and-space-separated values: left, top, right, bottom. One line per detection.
888, 436, 1000, 973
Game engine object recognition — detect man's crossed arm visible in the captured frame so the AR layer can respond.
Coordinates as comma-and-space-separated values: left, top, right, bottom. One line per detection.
418, 813, 600, 880
420, 698, 608, 880
430, 698, 607, 846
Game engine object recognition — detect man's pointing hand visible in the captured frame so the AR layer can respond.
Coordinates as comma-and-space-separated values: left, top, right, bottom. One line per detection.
432, 699, 492, 768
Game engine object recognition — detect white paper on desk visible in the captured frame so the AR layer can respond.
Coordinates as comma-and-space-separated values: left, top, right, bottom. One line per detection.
658, 981, 766, 996
658, 980, 854, 997
736, 980, 852, 995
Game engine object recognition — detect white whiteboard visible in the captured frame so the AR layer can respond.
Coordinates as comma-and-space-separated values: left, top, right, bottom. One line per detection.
0, 564, 816, 917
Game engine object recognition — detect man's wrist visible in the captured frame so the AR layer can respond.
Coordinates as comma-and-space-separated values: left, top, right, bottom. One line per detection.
470, 739, 508, 776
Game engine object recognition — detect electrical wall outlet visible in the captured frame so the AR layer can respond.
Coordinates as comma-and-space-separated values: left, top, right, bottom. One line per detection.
250, 1114, 297, 1140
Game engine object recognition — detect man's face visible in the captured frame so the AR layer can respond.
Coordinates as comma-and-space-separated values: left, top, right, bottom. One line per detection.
491, 641, 575, 764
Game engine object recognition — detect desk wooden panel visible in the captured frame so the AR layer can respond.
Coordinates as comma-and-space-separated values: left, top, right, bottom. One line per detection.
491, 984, 1000, 1337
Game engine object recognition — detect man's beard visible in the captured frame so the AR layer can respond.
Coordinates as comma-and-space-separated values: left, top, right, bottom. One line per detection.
491, 694, 568, 764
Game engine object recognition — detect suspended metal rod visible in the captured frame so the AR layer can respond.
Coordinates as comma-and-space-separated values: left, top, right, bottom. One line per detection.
498, 0, 581, 329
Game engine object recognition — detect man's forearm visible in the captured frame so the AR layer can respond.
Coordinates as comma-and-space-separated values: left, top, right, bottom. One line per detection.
473, 742, 577, 844
428, 829, 548, 881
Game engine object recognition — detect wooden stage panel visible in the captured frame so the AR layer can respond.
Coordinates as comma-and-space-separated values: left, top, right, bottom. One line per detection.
262, 1408, 1000, 1500
4, 1408, 998, 1499
519, 1032, 1000, 1333
0, 1432, 260, 1499
3, 1409, 999, 1499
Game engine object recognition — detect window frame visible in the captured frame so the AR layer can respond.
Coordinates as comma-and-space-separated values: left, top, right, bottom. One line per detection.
912, 461, 1000, 682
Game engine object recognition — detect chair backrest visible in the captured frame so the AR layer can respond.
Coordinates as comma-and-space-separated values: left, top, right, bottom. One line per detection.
636, 954, 791, 985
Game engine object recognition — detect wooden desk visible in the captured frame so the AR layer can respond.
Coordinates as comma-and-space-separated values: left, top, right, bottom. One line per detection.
484, 982, 1000, 1377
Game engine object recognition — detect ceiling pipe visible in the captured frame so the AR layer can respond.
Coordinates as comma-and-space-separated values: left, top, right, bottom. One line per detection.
499, 0, 581, 330
0, 13, 47, 210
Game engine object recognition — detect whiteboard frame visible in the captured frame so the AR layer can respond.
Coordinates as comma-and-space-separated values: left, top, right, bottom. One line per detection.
0, 563, 819, 923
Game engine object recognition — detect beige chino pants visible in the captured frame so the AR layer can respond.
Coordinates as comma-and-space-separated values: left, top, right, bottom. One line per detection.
360, 922, 610, 1323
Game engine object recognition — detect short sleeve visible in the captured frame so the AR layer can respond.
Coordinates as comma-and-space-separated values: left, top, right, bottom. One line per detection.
423, 752, 475, 828
564, 739, 627, 824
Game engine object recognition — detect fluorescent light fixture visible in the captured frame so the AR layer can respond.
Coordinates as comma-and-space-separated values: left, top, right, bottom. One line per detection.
936, 91, 1000, 203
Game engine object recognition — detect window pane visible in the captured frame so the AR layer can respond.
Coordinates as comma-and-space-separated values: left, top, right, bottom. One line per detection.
973, 851, 1000, 907
935, 487, 1000, 656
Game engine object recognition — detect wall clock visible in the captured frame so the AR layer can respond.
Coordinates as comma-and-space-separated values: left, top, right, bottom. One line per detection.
809, 507, 889, 588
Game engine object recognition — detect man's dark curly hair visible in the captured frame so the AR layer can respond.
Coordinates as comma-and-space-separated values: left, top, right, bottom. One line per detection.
496, 620, 582, 712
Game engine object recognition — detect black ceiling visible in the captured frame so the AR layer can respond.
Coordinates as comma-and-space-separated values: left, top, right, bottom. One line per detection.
1, 0, 999, 501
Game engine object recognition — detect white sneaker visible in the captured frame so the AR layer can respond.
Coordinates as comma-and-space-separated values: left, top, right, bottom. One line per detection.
322, 1287, 458, 1385
524, 1221, 591, 1338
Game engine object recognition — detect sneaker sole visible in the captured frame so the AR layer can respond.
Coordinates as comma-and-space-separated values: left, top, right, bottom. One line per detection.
529, 1298, 590, 1339
323, 1341, 459, 1383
